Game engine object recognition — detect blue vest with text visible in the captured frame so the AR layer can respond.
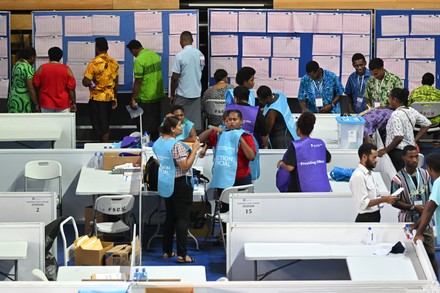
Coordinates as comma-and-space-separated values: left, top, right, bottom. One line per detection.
210, 129, 245, 189
263, 92, 299, 141
176, 119, 194, 141
225, 88, 255, 107
293, 137, 331, 192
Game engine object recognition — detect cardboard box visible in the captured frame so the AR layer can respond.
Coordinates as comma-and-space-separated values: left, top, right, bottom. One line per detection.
105, 244, 132, 266
103, 151, 141, 170
75, 241, 114, 266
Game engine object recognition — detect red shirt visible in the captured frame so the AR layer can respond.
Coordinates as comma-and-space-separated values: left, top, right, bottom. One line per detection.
208, 131, 256, 180
34, 63, 76, 110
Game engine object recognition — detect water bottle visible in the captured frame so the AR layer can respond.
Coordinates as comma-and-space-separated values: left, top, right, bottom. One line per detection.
98, 152, 103, 169
93, 152, 99, 169
404, 224, 414, 240
141, 268, 148, 281
142, 131, 149, 147
134, 268, 140, 281
194, 177, 199, 191
365, 227, 375, 245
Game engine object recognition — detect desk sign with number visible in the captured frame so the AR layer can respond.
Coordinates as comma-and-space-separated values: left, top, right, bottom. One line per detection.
232, 198, 262, 222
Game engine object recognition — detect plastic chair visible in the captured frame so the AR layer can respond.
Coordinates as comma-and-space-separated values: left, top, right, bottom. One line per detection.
24, 160, 62, 212
203, 99, 226, 128
92, 195, 135, 238
411, 102, 440, 140
32, 269, 49, 281
59, 216, 79, 266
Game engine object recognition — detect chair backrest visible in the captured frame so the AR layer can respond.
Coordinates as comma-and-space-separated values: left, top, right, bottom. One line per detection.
59, 216, 78, 266
411, 102, 440, 119
204, 99, 226, 116
24, 160, 62, 203
32, 268, 49, 281
418, 153, 425, 168
94, 195, 135, 216
219, 184, 254, 205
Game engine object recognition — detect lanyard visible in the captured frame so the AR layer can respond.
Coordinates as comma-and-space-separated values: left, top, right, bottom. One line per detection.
357, 75, 365, 97
313, 80, 323, 95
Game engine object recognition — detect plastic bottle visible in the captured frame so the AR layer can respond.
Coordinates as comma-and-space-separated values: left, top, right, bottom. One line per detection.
194, 177, 199, 191
404, 224, 414, 240
134, 268, 140, 281
141, 268, 148, 281
98, 152, 103, 169
365, 227, 374, 245
93, 152, 99, 169
142, 131, 149, 147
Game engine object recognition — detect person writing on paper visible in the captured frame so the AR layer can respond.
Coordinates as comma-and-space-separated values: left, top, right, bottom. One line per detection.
350, 143, 398, 222
378, 88, 431, 171
345, 53, 371, 114
8, 47, 38, 113
257, 85, 297, 149
297, 61, 344, 114
33, 47, 76, 113
152, 116, 200, 263
82, 37, 119, 143
166, 105, 197, 143
225, 67, 256, 106
127, 40, 165, 142
390, 145, 438, 276
276, 112, 331, 192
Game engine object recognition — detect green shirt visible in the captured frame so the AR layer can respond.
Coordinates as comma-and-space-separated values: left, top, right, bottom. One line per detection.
134, 49, 165, 103
364, 71, 403, 107
409, 85, 440, 124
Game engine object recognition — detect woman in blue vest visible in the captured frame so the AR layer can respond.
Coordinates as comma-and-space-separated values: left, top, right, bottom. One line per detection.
276, 112, 332, 192
152, 116, 200, 263
257, 85, 299, 149
167, 105, 197, 142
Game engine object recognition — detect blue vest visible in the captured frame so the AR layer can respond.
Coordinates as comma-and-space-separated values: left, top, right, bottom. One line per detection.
225, 88, 255, 107
153, 138, 191, 197
176, 119, 194, 141
225, 104, 259, 134
293, 137, 331, 192
263, 92, 299, 141
210, 129, 245, 189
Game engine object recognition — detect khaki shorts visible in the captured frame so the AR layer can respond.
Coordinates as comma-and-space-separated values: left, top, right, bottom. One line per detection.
422, 227, 435, 255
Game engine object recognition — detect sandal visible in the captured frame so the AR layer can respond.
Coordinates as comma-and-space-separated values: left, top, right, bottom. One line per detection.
162, 252, 176, 259
177, 255, 196, 263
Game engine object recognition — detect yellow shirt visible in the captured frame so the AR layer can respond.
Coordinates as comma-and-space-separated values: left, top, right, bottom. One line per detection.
84, 53, 119, 102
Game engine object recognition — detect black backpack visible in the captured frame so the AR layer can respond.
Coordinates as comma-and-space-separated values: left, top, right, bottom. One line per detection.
145, 156, 159, 191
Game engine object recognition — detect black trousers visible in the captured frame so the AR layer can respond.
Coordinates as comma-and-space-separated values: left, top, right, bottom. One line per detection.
355, 210, 381, 222
163, 176, 193, 257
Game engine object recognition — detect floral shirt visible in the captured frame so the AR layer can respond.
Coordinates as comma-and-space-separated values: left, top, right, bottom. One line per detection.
84, 53, 119, 102
364, 71, 402, 107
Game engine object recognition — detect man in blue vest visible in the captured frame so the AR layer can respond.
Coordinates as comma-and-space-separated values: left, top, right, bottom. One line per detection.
225, 67, 256, 106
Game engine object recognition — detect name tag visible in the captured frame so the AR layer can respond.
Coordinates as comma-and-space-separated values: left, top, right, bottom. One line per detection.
356, 97, 364, 103
374, 101, 381, 108
414, 200, 423, 206
316, 96, 323, 107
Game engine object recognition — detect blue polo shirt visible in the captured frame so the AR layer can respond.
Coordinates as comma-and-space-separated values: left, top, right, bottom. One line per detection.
172, 45, 205, 99
345, 69, 371, 113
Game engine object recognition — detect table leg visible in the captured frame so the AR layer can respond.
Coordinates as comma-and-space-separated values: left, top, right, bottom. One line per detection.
254, 260, 257, 281
14, 260, 18, 281
147, 196, 163, 250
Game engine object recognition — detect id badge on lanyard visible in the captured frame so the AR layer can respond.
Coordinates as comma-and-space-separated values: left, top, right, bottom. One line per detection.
374, 101, 381, 108
316, 96, 323, 107
313, 81, 323, 108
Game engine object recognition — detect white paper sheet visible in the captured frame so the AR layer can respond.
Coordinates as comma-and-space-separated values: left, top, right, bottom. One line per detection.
210, 57, 237, 78
241, 58, 269, 78
242, 36, 271, 57
66, 62, 89, 81
238, 11, 266, 32
271, 58, 299, 79
411, 15, 440, 35
0, 79, 9, 99
316, 13, 343, 34
67, 41, 95, 62
0, 15, 7, 36
381, 15, 409, 36
135, 33, 163, 53
92, 15, 120, 36
211, 35, 238, 56
273, 37, 300, 58
65, 16, 92, 36
342, 35, 370, 56
169, 35, 182, 55
342, 13, 371, 34
293, 12, 316, 33
118, 63, 124, 85
406, 38, 435, 59
341, 75, 350, 88
0, 59, 8, 79
0, 38, 8, 58
267, 12, 294, 33
35, 36, 63, 57
408, 80, 424, 92
383, 59, 406, 80
376, 38, 405, 59
312, 56, 340, 76
106, 41, 125, 62
34, 15, 62, 37
283, 78, 301, 98
169, 56, 175, 76
408, 60, 436, 80
76, 85, 90, 104
34, 57, 49, 70
312, 35, 341, 56
210, 11, 238, 32
134, 11, 162, 33
169, 13, 197, 35
254, 77, 284, 93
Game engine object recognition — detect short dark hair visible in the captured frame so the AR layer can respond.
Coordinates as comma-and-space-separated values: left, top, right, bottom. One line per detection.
256, 85, 272, 100
426, 153, 440, 173
402, 145, 418, 156
48, 47, 63, 62
159, 117, 180, 134
358, 143, 378, 160
214, 69, 228, 82
390, 87, 410, 106
352, 53, 366, 63
236, 67, 255, 85
422, 73, 435, 86
126, 40, 142, 50
95, 37, 109, 52
171, 105, 184, 113
368, 58, 384, 71
228, 109, 242, 120
180, 31, 193, 42
233, 86, 250, 102
17, 47, 36, 60
305, 61, 319, 73
297, 112, 316, 136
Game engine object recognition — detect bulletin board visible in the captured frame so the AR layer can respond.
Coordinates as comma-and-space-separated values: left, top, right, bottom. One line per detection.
0, 12, 10, 100
208, 9, 372, 98
32, 10, 199, 103
375, 10, 440, 91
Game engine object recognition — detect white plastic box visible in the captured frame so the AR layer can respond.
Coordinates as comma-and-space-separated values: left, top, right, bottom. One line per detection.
336, 116, 365, 149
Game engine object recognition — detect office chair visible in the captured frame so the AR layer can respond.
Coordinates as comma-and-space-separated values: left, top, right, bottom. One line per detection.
203, 99, 226, 128
411, 102, 440, 141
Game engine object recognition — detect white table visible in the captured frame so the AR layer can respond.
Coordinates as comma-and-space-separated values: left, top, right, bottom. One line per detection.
329, 172, 389, 195
0, 242, 28, 281
244, 242, 413, 281
57, 266, 127, 281
0, 127, 61, 148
